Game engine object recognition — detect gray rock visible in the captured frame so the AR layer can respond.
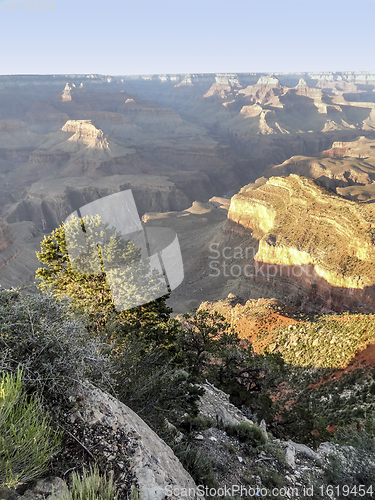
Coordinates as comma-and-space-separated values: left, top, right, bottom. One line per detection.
74, 382, 201, 500
20, 494, 43, 500
260, 419, 268, 442
285, 443, 296, 468
22, 478, 68, 500
317, 441, 336, 458
0, 488, 21, 500
287, 440, 318, 461
198, 383, 253, 429
164, 419, 184, 443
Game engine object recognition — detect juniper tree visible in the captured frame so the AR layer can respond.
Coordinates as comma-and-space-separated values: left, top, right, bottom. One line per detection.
35, 215, 172, 340
35, 216, 202, 435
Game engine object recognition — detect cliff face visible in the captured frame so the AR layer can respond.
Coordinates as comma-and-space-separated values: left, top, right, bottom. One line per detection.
62, 119, 110, 149
0, 219, 14, 253
239, 75, 283, 107
204, 73, 242, 99
5, 175, 191, 232
262, 136, 375, 197
0, 219, 18, 272
227, 175, 375, 312
3, 73, 375, 291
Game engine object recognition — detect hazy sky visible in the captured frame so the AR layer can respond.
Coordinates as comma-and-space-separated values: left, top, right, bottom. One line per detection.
1, 0, 375, 75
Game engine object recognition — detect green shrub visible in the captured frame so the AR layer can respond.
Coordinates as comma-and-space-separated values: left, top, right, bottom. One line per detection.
113, 337, 203, 437
247, 466, 287, 500
321, 427, 375, 499
224, 443, 237, 455
52, 465, 127, 500
262, 441, 287, 466
69, 466, 118, 500
0, 368, 62, 488
0, 289, 111, 404
180, 415, 216, 433
172, 441, 218, 489
227, 422, 267, 447
127, 490, 141, 500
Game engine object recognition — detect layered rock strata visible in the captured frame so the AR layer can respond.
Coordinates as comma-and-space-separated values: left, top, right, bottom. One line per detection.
263, 136, 375, 197
227, 175, 375, 312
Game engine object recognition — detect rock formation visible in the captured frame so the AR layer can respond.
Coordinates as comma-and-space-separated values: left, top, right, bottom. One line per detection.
0, 382, 202, 500
239, 75, 283, 106
61, 83, 75, 102
204, 74, 242, 99
69, 382, 200, 500
263, 136, 375, 197
198, 382, 254, 429
227, 175, 375, 312
2, 73, 375, 291
61, 120, 110, 149
0, 219, 14, 253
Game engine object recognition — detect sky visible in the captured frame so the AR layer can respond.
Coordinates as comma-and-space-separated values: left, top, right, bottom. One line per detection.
1, 0, 375, 76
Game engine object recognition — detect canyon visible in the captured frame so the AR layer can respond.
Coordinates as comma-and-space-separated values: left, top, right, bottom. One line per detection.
145, 173, 375, 314
1, 72, 375, 309
3, 72, 375, 498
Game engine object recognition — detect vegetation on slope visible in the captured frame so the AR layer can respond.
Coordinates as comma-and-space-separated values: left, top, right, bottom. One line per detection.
267, 312, 375, 369
2, 210, 375, 497
0, 368, 61, 489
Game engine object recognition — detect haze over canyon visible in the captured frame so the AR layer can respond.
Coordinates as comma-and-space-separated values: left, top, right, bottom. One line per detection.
1, 71, 375, 313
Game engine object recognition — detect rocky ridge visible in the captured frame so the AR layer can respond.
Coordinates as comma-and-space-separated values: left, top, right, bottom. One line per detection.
264, 136, 375, 200
227, 174, 375, 311
1, 375, 365, 500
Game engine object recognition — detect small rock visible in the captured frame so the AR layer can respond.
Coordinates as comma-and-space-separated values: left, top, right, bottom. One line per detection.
288, 440, 318, 461
209, 436, 217, 442
195, 434, 204, 441
238, 456, 243, 463
0, 488, 21, 500
20, 478, 69, 500
259, 420, 268, 442
285, 443, 296, 468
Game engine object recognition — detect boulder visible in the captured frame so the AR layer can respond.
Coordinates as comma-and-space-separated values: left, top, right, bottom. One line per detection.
72, 383, 201, 500
284, 443, 296, 468
287, 440, 318, 461
198, 383, 253, 429
21, 478, 68, 500
0, 478, 68, 500
259, 419, 268, 442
